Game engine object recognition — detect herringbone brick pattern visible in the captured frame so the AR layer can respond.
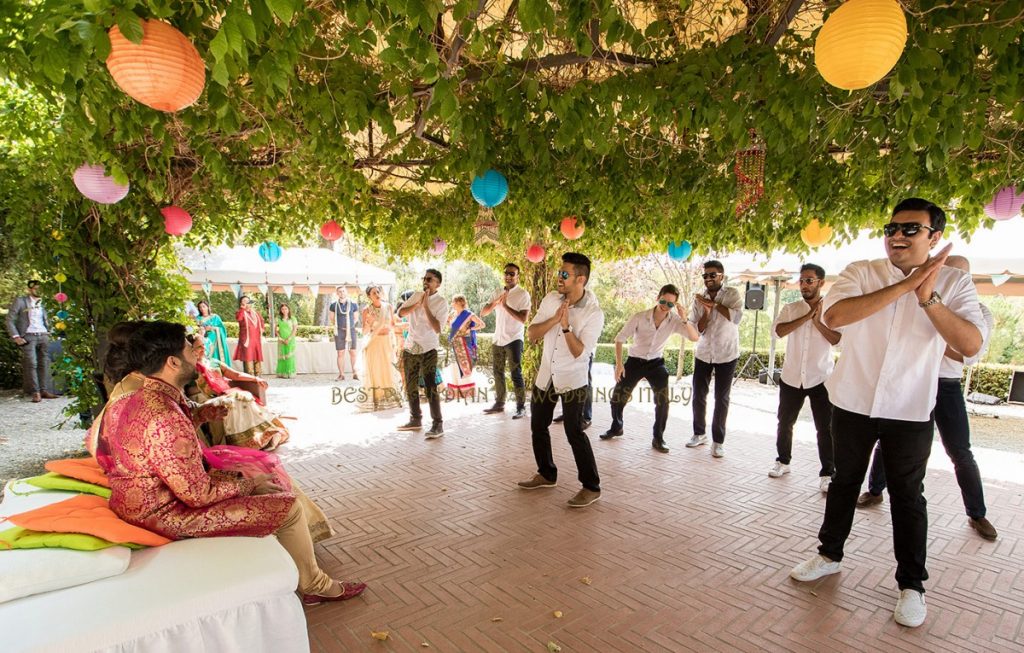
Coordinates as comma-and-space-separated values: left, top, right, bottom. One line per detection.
273, 380, 1024, 652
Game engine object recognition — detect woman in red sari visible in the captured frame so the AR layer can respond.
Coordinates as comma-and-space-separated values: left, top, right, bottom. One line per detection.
234, 295, 265, 376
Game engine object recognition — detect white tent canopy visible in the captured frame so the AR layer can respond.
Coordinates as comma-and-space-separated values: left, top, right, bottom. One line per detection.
179, 245, 396, 294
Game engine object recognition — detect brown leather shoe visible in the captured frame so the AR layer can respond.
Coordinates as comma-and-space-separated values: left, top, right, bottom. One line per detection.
969, 517, 998, 541
40, 391, 60, 399
302, 581, 367, 606
31, 393, 41, 403
856, 491, 883, 508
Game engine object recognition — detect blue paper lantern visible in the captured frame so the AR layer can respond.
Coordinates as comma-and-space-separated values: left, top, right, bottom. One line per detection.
667, 240, 692, 261
258, 241, 282, 262
470, 169, 509, 208
56, 310, 69, 320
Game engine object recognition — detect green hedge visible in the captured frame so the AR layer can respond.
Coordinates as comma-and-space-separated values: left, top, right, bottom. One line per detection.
221, 321, 333, 340
0, 328, 21, 389
967, 363, 1014, 398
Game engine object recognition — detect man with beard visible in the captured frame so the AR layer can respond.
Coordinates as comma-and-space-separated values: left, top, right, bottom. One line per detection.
601, 284, 696, 452
397, 269, 448, 438
94, 321, 366, 604
789, 198, 986, 628
517, 253, 605, 508
481, 262, 531, 419
686, 260, 744, 458
768, 263, 841, 492
6, 279, 58, 402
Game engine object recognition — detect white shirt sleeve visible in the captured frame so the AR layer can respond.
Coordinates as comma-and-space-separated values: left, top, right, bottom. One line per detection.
963, 303, 995, 366
430, 295, 448, 326
512, 288, 532, 312
576, 308, 604, 359
533, 294, 558, 324
721, 287, 744, 325
821, 262, 865, 331
771, 301, 795, 333
943, 271, 987, 360
615, 312, 639, 343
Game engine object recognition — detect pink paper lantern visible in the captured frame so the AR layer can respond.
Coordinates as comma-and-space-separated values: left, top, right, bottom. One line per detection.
984, 186, 1024, 221
73, 164, 129, 204
560, 216, 585, 240
526, 243, 546, 263
161, 205, 192, 235
54, 292, 68, 303
429, 238, 447, 256
320, 220, 343, 241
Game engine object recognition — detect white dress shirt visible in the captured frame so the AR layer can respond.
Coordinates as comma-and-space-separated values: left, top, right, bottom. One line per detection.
27, 299, 47, 334
823, 259, 986, 421
403, 292, 448, 354
492, 285, 532, 347
688, 286, 744, 363
939, 303, 994, 379
615, 308, 688, 360
533, 290, 604, 393
772, 299, 835, 388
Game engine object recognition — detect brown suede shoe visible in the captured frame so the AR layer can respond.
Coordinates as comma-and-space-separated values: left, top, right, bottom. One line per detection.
40, 391, 60, 399
856, 491, 883, 508
31, 393, 41, 403
969, 517, 998, 541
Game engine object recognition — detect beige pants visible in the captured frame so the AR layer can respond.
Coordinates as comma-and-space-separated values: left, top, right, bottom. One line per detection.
275, 501, 334, 595
243, 360, 263, 376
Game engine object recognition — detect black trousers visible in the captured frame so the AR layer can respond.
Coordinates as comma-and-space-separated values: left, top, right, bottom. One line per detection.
530, 383, 600, 491
691, 357, 738, 443
403, 349, 442, 424
867, 378, 986, 519
491, 339, 525, 408
775, 380, 834, 477
818, 406, 934, 593
609, 357, 670, 441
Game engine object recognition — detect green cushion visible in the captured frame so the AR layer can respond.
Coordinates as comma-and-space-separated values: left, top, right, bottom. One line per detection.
0, 526, 120, 551
20, 472, 112, 498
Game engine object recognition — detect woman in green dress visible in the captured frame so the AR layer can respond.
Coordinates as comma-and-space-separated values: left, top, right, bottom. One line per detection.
275, 303, 298, 378
197, 300, 232, 367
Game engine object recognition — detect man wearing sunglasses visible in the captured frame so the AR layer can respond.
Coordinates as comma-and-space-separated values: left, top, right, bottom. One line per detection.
518, 253, 605, 508
685, 260, 744, 458
790, 198, 987, 629
768, 263, 840, 492
397, 269, 449, 438
602, 285, 697, 452
481, 263, 531, 419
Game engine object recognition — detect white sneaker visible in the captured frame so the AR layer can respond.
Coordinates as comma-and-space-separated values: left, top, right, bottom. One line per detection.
686, 434, 708, 448
790, 554, 841, 582
819, 476, 832, 494
710, 442, 725, 458
893, 589, 927, 627
768, 462, 790, 478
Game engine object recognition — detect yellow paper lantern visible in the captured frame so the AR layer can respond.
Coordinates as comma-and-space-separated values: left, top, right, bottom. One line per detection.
814, 0, 907, 91
54, 272, 67, 283
51, 229, 63, 241
106, 20, 206, 112
801, 219, 834, 248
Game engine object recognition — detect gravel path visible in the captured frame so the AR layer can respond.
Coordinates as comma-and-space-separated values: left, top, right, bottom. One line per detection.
3, 371, 1024, 486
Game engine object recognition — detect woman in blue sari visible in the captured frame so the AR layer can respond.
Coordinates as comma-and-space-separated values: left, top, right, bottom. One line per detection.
446, 295, 485, 399
197, 299, 233, 367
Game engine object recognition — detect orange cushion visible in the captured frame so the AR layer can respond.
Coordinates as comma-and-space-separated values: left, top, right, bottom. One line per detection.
45, 457, 110, 488
6, 494, 171, 547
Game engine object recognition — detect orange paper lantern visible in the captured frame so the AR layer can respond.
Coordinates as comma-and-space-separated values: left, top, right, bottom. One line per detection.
526, 243, 546, 263
106, 20, 206, 112
320, 220, 344, 241
560, 216, 585, 240
814, 0, 907, 91
800, 219, 834, 248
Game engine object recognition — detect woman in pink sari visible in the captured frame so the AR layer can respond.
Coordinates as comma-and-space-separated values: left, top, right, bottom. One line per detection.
234, 295, 265, 376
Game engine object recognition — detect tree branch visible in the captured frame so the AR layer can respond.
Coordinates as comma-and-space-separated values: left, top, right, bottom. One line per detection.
766, 0, 806, 46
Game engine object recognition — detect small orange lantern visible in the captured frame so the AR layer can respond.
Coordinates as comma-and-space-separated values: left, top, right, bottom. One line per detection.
106, 20, 206, 112
800, 219, 834, 248
560, 216, 585, 240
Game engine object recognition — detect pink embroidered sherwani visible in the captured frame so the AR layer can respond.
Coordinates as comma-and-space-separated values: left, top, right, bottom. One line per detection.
95, 377, 294, 539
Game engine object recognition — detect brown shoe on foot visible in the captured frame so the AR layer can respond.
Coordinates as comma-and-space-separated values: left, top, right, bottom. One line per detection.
969, 517, 998, 541
40, 391, 60, 399
567, 488, 601, 508
517, 474, 556, 490
856, 491, 883, 508
31, 393, 42, 403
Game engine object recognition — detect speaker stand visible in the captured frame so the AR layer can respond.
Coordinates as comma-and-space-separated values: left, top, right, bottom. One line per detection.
733, 310, 774, 385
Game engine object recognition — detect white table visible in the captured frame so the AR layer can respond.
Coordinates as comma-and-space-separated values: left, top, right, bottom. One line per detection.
226, 337, 339, 374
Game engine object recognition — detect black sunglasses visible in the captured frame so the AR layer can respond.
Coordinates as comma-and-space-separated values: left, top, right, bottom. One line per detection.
557, 270, 573, 280
883, 222, 939, 238
702, 272, 721, 280
658, 299, 676, 308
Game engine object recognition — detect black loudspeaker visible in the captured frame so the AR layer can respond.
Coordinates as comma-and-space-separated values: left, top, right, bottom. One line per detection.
745, 282, 765, 310
1009, 371, 1024, 404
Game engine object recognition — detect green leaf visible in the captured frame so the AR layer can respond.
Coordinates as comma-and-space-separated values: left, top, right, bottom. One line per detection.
115, 10, 144, 44
82, 0, 102, 13
209, 31, 229, 62
266, 0, 296, 24
212, 59, 229, 87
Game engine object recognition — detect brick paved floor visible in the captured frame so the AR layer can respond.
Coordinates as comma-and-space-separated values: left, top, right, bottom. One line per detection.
273, 379, 1024, 652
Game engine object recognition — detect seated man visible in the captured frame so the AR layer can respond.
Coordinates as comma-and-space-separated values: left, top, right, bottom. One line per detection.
93, 320, 365, 605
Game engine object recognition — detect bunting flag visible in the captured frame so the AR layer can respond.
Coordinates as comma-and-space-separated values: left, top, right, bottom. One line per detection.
991, 273, 1011, 287
230, 283, 242, 298
258, 283, 269, 295
283, 284, 294, 299
308, 284, 320, 297
201, 282, 212, 295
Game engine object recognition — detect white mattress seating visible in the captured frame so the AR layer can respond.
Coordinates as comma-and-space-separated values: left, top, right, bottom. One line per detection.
0, 482, 309, 653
